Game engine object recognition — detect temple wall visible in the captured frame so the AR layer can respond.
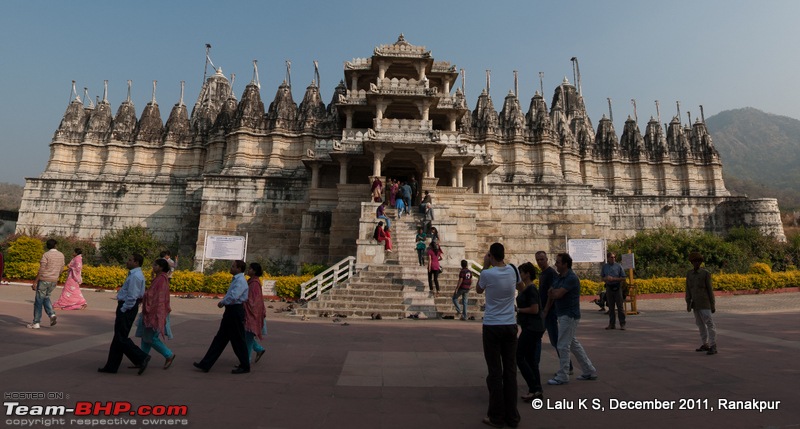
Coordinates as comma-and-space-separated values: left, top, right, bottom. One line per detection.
16, 178, 192, 244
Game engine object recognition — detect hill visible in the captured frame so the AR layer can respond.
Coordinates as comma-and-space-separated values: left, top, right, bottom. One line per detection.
706, 107, 800, 210
0, 182, 23, 211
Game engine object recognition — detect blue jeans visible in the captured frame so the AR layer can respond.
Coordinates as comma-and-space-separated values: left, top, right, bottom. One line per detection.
555, 315, 596, 382
452, 288, 469, 318
377, 215, 391, 230
246, 331, 265, 362
33, 280, 57, 324
141, 328, 173, 359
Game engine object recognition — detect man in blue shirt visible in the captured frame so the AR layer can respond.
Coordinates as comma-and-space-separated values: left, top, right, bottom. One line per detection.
194, 260, 251, 374
601, 252, 627, 330
547, 253, 598, 385
98, 254, 151, 375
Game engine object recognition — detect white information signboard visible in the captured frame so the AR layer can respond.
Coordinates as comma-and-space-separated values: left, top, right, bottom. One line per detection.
567, 239, 605, 263
621, 253, 635, 270
205, 235, 247, 260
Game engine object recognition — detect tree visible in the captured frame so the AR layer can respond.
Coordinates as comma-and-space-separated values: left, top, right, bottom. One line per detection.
99, 226, 163, 265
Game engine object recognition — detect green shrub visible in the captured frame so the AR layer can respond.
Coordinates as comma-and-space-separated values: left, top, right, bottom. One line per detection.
301, 263, 328, 276
264, 257, 296, 276
99, 226, 164, 265
45, 235, 98, 265
749, 262, 772, 275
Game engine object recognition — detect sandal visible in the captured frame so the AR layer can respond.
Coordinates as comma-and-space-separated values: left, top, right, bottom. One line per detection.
521, 393, 536, 402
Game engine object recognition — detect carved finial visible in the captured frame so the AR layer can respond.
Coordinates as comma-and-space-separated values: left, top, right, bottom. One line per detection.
513, 70, 518, 97
700, 105, 706, 123
102, 80, 108, 103
687, 111, 692, 126
607, 98, 613, 123
83, 87, 94, 108
71, 81, 80, 102
562, 76, 570, 84
314, 60, 320, 89
631, 99, 638, 124
655, 100, 661, 124
397, 33, 406, 43
285, 60, 292, 88
570, 57, 582, 95
179, 81, 185, 106
538, 72, 544, 95
485, 69, 490, 94
126, 80, 132, 103
251, 60, 261, 89
151, 80, 157, 105
676, 101, 681, 124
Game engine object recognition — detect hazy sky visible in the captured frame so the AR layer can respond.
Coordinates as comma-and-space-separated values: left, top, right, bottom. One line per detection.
1, 0, 797, 185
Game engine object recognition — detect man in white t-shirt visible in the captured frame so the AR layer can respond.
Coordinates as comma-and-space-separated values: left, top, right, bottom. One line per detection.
476, 242, 524, 428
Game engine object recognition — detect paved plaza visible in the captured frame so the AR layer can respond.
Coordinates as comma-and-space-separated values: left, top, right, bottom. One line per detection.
1, 282, 799, 429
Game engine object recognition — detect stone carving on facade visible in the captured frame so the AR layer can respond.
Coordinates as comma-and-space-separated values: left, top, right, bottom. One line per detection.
237, 83, 267, 130
619, 116, 647, 160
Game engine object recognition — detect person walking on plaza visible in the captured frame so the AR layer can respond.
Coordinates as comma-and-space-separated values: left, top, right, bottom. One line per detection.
538, 251, 573, 375
476, 242, 523, 428
245, 263, 267, 364
516, 262, 546, 402
53, 248, 87, 311
601, 252, 627, 330
98, 254, 151, 374
686, 252, 717, 355
547, 253, 598, 385
194, 260, 251, 374
137, 258, 175, 369
27, 239, 65, 329
451, 259, 472, 320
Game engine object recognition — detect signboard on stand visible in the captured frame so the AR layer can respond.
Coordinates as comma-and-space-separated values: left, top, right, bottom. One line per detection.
567, 239, 605, 263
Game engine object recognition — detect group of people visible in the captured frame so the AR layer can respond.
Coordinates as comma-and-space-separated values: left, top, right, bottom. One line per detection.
370, 176, 418, 213
24, 239, 269, 375
475, 243, 719, 428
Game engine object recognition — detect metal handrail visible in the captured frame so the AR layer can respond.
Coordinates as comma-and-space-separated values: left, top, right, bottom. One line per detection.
300, 256, 357, 301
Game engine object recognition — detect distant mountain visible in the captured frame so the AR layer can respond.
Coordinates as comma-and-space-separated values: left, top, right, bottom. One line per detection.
706, 107, 800, 210
0, 182, 23, 211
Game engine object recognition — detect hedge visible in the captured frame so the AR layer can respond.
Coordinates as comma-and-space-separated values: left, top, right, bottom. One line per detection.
5, 262, 796, 298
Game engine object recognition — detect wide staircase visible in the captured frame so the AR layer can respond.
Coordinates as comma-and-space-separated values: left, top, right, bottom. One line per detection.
295, 208, 486, 319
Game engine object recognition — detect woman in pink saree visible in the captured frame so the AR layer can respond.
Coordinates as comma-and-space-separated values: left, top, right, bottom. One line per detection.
54, 249, 87, 310
136, 258, 175, 369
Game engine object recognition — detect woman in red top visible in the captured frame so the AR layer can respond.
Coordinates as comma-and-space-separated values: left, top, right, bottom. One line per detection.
245, 263, 267, 363
139, 258, 175, 369
427, 242, 443, 296
375, 222, 393, 252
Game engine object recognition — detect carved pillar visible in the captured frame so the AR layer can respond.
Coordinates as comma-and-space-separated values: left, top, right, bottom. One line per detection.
419, 148, 436, 178
375, 98, 388, 130
451, 159, 465, 187
444, 80, 450, 94
350, 72, 359, 92
415, 63, 426, 81
372, 146, 388, 177
416, 101, 430, 128
448, 113, 457, 132
310, 163, 321, 189
338, 157, 349, 184
345, 109, 353, 129
377, 60, 387, 81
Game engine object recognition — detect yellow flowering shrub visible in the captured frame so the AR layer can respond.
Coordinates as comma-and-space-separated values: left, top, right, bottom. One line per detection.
170, 271, 205, 293
749, 262, 772, 275
80, 266, 128, 289
6, 236, 44, 264
267, 274, 313, 298
4, 262, 39, 280
204, 271, 233, 295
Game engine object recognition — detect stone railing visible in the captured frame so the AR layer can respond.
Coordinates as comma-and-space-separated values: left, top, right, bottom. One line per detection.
442, 141, 483, 156
374, 43, 429, 57
431, 61, 457, 73
436, 96, 467, 110
369, 78, 438, 97
344, 58, 371, 70
338, 90, 368, 105
341, 129, 370, 143
314, 139, 363, 154
375, 118, 432, 131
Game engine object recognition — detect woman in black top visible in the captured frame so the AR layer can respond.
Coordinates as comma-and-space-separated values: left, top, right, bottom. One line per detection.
516, 262, 546, 401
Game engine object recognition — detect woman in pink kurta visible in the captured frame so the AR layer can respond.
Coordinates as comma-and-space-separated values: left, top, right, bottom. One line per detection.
245, 263, 267, 363
54, 249, 87, 310
139, 259, 175, 369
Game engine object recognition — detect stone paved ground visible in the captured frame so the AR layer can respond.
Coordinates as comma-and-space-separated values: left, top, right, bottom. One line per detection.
1, 282, 799, 429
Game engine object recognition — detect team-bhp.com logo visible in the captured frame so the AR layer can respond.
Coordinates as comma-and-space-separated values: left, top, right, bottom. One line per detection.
5, 401, 188, 416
